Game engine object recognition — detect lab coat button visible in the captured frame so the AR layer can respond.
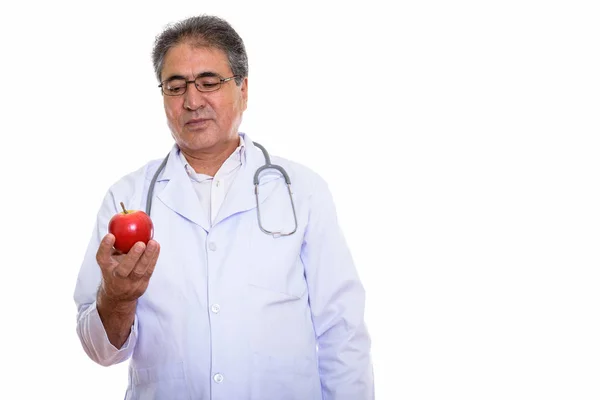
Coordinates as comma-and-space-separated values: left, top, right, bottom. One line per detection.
213, 373, 224, 383
208, 242, 217, 251
211, 304, 221, 313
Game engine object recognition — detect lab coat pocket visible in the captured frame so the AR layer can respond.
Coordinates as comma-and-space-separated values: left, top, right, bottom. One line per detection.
250, 354, 321, 400
130, 362, 190, 400
247, 231, 306, 299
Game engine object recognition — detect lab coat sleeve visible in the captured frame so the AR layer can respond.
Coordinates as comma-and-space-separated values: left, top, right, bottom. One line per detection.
73, 186, 139, 367
301, 176, 375, 399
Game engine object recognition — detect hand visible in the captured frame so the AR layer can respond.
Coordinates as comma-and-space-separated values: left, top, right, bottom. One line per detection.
96, 233, 161, 304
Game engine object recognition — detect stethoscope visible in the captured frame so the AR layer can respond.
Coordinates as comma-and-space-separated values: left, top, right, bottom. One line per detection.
145, 142, 298, 237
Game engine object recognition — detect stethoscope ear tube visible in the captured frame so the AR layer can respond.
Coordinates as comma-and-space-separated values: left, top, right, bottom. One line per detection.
146, 153, 170, 215
145, 141, 298, 237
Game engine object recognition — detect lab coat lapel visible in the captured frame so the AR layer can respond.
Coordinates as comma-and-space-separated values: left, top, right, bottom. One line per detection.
155, 146, 211, 232
213, 138, 280, 226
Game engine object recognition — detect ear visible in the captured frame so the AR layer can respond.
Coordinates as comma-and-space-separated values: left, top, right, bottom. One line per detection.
240, 77, 248, 111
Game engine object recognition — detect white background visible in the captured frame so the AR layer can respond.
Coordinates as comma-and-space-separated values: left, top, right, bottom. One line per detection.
0, 0, 598, 399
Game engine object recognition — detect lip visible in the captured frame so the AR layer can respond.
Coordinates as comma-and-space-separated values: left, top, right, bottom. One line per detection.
186, 118, 209, 125
185, 118, 210, 129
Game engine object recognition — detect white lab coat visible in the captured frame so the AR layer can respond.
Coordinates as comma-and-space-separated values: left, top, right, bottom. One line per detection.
74, 133, 374, 400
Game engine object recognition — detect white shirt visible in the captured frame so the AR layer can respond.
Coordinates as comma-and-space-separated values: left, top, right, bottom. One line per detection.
178, 135, 246, 226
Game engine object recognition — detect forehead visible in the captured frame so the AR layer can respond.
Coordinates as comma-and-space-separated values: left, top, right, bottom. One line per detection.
161, 42, 231, 80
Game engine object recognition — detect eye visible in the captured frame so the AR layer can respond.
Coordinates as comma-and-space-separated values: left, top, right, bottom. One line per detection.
168, 87, 185, 95
197, 77, 220, 90
165, 79, 186, 94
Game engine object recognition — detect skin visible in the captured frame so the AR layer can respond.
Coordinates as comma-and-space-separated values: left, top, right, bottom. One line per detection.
162, 41, 248, 176
96, 235, 160, 348
96, 41, 247, 348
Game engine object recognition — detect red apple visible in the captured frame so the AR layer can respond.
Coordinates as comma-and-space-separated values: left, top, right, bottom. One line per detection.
108, 202, 154, 253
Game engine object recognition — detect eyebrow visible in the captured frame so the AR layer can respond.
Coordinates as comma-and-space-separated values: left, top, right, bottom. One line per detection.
163, 71, 220, 82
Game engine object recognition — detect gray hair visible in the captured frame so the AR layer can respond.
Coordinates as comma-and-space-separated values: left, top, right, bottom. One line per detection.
152, 15, 248, 85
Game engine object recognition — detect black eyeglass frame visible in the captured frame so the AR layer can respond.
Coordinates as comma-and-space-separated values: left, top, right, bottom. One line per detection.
158, 75, 239, 96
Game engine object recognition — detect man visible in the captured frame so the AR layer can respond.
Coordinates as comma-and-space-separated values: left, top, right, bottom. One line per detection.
74, 15, 374, 400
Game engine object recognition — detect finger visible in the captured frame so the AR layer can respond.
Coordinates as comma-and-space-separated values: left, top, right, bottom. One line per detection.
96, 234, 116, 272
129, 240, 160, 280
147, 243, 160, 275
144, 241, 161, 279
113, 242, 146, 278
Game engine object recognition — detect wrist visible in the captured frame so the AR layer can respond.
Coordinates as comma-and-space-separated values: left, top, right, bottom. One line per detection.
97, 286, 137, 313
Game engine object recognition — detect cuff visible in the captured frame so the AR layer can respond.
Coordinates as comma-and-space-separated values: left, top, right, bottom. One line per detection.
77, 301, 138, 366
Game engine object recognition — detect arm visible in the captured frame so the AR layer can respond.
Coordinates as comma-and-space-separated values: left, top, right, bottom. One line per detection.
94, 233, 159, 349
74, 190, 159, 366
75, 297, 138, 367
96, 288, 137, 350
74, 228, 139, 366
301, 177, 375, 399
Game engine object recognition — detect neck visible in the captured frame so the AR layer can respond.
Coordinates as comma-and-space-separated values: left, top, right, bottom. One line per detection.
181, 139, 239, 176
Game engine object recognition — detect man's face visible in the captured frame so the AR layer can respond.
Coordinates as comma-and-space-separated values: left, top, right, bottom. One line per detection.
160, 42, 248, 154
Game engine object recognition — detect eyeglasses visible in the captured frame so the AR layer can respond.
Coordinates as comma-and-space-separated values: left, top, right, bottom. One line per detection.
159, 75, 239, 96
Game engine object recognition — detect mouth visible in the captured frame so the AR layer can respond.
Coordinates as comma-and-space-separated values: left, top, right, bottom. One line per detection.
185, 118, 210, 130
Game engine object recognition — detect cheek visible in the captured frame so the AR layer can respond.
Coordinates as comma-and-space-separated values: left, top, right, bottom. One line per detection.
164, 101, 182, 125
226, 95, 245, 117
217, 90, 244, 114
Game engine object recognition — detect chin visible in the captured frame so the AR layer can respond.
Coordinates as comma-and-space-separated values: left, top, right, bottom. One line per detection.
177, 130, 221, 152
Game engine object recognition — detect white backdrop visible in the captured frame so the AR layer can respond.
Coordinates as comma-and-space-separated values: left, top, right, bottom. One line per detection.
0, 0, 599, 399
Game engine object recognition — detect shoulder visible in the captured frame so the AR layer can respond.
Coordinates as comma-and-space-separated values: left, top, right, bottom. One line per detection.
104, 156, 166, 210
243, 133, 327, 190
107, 158, 161, 193
266, 153, 340, 227
268, 153, 330, 196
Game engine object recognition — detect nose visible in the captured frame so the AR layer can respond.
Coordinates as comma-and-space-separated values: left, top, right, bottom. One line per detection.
183, 83, 206, 111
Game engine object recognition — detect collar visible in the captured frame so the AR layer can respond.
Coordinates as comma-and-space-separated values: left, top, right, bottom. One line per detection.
178, 134, 246, 181
153, 132, 279, 231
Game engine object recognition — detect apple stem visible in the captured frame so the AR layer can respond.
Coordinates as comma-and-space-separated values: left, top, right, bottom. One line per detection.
120, 202, 128, 214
